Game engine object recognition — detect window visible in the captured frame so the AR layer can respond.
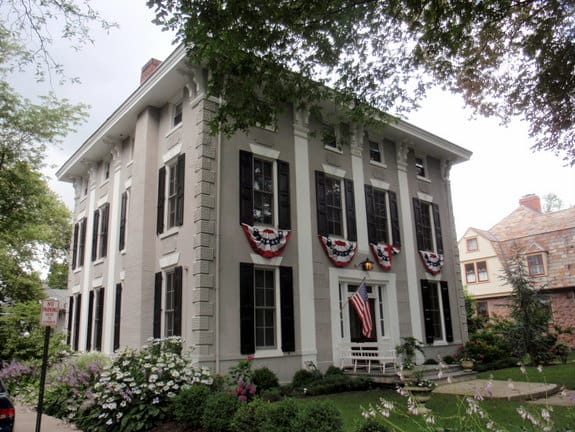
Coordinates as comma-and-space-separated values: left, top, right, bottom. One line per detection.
103, 160, 110, 181
465, 261, 489, 284
415, 156, 427, 178
413, 198, 443, 253
421, 280, 453, 343
91, 204, 109, 261
119, 190, 128, 251
322, 124, 341, 152
527, 254, 545, 275
369, 141, 383, 164
71, 218, 87, 269
364, 186, 401, 246
93, 288, 105, 351
315, 171, 356, 240
72, 293, 82, 351
476, 301, 489, 318
239, 263, 295, 355
153, 267, 183, 338
466, 238, 478, 251
239, 150, 290, 229
113, 283, 122, 351
157, 154, 185, 234
173, 101, 183, 127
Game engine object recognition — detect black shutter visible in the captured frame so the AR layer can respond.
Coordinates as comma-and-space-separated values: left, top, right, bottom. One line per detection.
67, 296, 74, 345
73, 294, 81, 351
100, 204, 109, 258
157, 167, 166, 234
113, 283, 122, 351
344, 179, 356, 241
153, 272, 162, 338
413, 198, 424, 250
239, 150, 254, 225
79, 218, 87, 267
421, 280, 435, 344
388, 191, 401, 247
315, 171, 327, 236
95, 288, 105, 350
92, 209, 100, 261
365, 185, 376, 244
280, 266, 295, 352
176, 154, 185, 226
174, 266, 183, 336
119, 191, 127, 251
86, 290, 94, 351
239, 263, 255, 355
277, 159, 291, 230
440, 281, 453, 342
71, 223, 79, 269
432, 203, 443, 255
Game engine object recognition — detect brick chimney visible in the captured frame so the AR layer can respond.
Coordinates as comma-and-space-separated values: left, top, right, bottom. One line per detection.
519, 194, 542, 213
140, 58, 162, 84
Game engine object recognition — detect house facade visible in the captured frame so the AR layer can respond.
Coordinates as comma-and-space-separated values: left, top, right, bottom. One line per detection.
57, 45, 472, 381
459, 194, 575, 347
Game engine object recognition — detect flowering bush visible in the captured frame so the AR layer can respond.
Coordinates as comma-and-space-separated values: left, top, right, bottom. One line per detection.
0, 359, 37, 401
74, 337, 212, 432
228, 356, 257, 401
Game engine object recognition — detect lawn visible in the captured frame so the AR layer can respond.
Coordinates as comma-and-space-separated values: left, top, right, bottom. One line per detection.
302, 362, 575, 432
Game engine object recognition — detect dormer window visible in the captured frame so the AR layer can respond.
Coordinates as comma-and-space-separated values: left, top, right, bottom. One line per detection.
527, 254, 545, 276
103, 160, 110, 181
415, 156, 427, 178
173, 101, 183, 127
466, 238, 478, 252
369, 141, 383, 163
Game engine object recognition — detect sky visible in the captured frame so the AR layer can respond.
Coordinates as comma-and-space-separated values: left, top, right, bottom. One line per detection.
16, 0, 575, 240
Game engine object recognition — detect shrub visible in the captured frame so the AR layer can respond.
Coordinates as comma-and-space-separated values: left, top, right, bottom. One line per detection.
170, 384, 211, 429
325, 365, 345, 376
261, 398, 299, 432
201, 392, 241, 432
228, 357, 257, 401
354, 417, 389, 432
252, 366, 279, 392
553, 343, 570, 364
230, 397, 269, 432
423, 358, 438, 365
260, 387, 283, 402
293, 400, 343, 432
291, 369, 319, 388
442, 355, 456, 365
305, 375, 372, 396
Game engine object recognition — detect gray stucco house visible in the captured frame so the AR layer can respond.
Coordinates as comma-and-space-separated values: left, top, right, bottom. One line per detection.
57, 45, 472, 381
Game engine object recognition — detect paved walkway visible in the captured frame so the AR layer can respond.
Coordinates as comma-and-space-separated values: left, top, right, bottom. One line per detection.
14, 403, 76, 432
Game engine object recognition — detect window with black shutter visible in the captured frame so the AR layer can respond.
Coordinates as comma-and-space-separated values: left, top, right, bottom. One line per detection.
91, 209, 100, 261
119, 191, 128, 251
413, 198, 442, 252
99, 204, 109, 258
157, 167, 166, 234
315, 171, 356, 239
94, 288, 105, 350
365, 186, 401, 246
67, 296, 74, 345
71, 223, 79, 269
153, 272, 162, 338
113, 283, 122, 351
86, 290, 94, 351
73, 294, 81, 351
78, 218, 87, 267
158, 155, 185, 234
421, 280, 453, 344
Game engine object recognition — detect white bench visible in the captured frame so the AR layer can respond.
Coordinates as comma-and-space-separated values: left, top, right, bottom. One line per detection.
339, 345, 398, 373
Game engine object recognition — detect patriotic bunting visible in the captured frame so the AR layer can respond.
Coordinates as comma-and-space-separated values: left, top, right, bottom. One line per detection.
370, 242, 400, 270
319, 236, 357, 267
418, 250, 444, 275
241, 223, 291, 258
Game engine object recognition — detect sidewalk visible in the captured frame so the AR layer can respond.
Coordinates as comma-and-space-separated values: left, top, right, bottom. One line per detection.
14, 403, 76, 432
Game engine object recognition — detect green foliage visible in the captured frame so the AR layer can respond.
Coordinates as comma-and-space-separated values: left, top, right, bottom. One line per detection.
354, 417, 389, 432
230, 397, 270, 432
201, 392, 241, 432
0, 301, 69, 362
252, 366, 279, 392
228, 357, 257, 401
304, 375, 372, 397
170, 384, 212, 429
292, 368, 321, 388
260, 398, 299, 432
148, 0, 575, 164
395, 337, 424, 369
464, 289, 488, 334
292, 400, 343, 432
46, 261, 69, 290
325, 365, 345, 376
259, 387, 283, 402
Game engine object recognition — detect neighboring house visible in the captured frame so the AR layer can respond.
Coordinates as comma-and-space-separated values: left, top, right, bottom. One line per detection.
459, 194, 575, 347
57, 45, 472, 381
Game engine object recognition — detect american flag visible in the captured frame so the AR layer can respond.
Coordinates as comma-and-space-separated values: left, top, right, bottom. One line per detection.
350, 280, 373, 338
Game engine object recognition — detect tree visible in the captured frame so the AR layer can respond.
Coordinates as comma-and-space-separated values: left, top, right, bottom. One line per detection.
148, 0, 575, 164
46, 261, 69, 291
503, 253, 551, 364
542, 193, 564, 213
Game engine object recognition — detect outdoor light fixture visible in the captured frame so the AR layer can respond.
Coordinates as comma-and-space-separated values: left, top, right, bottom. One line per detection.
360, 257, 374, 271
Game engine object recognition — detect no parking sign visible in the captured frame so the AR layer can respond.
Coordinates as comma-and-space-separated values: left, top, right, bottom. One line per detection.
40, 299, 59, 327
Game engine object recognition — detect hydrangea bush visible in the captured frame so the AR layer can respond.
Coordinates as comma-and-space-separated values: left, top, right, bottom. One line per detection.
74, 337, 212, 432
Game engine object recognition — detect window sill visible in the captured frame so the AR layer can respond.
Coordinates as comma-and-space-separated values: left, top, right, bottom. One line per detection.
93, 258, 105, 266
73, 267, 83, 274
160, 227, 180, 240
165, 122, 183, 139
324, 145, 343, 154
369, 160, 387, 169
100, 179, 110, 188
120, 249, 127, 256
254, 348, 283, 358
417, 175, 431, 183
127, 160, 134, 168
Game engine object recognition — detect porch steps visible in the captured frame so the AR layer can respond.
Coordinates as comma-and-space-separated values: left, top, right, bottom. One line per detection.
344, 363, 478, 387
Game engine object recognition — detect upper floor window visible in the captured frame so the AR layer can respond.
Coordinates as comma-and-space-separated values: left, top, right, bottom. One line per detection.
173, 101, 183, 127
415, 155, 429, 180
71, 218, 87, 270
157, 154, 185, 234
239, 150, 290, 229
91, 203, 109, 261
527, 254, 545, 276
413, 198, 443, 254
103, 160, 110, 181
364, 185, 401, 247
465, 261, 488, 284
315, 171, 356, 241
119, 190, 129, 251
369, 141, 383, 164
466, 238, 478, 252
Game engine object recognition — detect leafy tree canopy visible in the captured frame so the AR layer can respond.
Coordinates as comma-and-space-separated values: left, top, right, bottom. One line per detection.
148, 0, 575, 164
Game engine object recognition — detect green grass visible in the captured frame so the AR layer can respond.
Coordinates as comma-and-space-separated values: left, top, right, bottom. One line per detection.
300, 362, 575, 432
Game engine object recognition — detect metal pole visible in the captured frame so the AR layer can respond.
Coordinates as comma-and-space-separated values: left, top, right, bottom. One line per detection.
35, 326, 51, 432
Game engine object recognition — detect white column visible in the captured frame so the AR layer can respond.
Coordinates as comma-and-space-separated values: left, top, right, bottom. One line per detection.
396, 142, 423, 342
103, 144, 123, 353
293, 106, 317, 366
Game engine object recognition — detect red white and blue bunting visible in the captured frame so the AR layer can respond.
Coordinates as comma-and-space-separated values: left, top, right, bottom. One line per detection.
241, 223, 291, 258
370, 243, 400, 270
319, 236, 357, 267
418, 250, 444, 275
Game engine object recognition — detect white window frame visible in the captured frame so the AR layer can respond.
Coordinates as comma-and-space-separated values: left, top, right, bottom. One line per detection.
163, 268, 176, 337
369, 140, 386, 167
102, 160, 111, 182
172, 100, 183, 128
427, 281, 448, 344
416, 196, 438, 252
415, 154, 430, 181
249, 143, 280, 227
253, 266, 283, 357
466, 237, 478, 252
322, 123, 343, 153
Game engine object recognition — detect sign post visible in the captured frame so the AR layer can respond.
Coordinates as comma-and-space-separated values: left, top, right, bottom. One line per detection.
36, 299, 59, 432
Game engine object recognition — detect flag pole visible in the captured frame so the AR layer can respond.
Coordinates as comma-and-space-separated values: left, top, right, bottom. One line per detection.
340, 276, 367, 311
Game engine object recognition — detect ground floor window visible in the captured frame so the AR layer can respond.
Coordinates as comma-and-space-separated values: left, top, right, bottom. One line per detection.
153, 267, 182, 338
421, 280, 453, 343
